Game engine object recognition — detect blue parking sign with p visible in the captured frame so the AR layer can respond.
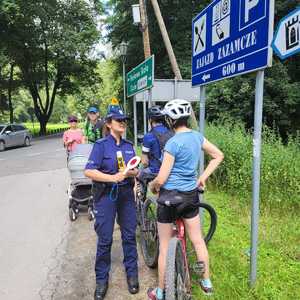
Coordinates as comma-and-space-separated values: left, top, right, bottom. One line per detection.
240, 0, 267, 29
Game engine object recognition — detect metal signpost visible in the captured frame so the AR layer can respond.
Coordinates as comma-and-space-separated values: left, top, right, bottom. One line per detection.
272, 6, 300, 60
192, 0, 274, 286
127, 55, 154, 97
199, 86, 206, 204
133, 95, 138, 147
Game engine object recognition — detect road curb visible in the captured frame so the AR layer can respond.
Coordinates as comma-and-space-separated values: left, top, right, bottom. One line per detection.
33, 132, 63, 141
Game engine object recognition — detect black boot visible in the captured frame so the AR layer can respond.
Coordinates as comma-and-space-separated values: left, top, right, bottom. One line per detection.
127, 277, 139, 294
94, 282, 108, 300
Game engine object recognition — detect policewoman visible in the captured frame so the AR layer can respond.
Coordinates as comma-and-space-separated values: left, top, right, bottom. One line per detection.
85, 104, 139, 300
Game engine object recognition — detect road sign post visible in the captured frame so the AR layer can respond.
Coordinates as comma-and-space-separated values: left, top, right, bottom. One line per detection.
143, 97, 147, 134
127, 55, 154, 97
133, 95, 138, 148
199, 86, 206, 203
272, 6, 300, 60
199, 86, 206, 224
192, 0, 274, 287
250, 70, 264, 286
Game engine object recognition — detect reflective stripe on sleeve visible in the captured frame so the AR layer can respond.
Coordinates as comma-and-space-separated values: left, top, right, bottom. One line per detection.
142, 146, 150, 153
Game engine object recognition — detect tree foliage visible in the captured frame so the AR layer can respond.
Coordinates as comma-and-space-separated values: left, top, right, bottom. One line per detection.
0, 0, 102, 134
105, 0, 300, 137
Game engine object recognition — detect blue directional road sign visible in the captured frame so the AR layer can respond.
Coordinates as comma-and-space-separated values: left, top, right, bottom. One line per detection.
192, 0, 274, 86
272, 6, 300, 60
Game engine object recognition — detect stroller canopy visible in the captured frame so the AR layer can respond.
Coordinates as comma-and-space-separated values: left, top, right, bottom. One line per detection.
69, 143, 93, 160
68, 144, 93, 184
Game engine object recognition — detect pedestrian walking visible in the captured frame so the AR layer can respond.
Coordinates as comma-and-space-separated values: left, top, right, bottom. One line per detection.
83, 106, 105, 144
63, 115, 84, 156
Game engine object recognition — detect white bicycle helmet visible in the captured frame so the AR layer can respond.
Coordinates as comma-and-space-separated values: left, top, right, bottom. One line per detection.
163, 99, 192, 120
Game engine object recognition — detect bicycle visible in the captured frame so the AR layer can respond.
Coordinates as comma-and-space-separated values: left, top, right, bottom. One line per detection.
136, 178, 159, 268
163, 190, 217, 300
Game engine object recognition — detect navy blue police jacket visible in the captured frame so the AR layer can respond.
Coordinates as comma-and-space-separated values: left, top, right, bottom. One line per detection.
85, 134, 135, 186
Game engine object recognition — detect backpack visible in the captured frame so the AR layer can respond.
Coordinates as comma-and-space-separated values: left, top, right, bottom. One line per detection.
150, 127, 174, 162
86, 119, 105, 142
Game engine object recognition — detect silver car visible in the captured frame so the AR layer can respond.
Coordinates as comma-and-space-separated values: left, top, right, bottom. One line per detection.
0, 124, 32, 152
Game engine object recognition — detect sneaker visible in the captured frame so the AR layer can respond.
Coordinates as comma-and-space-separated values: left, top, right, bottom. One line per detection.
199, 279, 214, 296
147, 288, 164, 300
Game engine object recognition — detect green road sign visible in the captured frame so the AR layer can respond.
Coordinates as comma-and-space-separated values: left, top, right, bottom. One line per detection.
127, 55, 154, 97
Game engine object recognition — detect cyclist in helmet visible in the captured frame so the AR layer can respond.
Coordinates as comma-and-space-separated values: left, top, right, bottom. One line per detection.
138, 106, 173, 185
147, 99, 224, 299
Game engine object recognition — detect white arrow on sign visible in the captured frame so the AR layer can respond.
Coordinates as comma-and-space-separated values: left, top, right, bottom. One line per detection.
202, 74, 211, 82
272, 7, 300, 60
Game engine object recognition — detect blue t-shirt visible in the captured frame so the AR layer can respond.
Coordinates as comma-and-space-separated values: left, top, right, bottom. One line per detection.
142, 124, 170, 174
163, 131, 204, 192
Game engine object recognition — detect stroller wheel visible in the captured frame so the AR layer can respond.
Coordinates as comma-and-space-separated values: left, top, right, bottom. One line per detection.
88, 208, 95, 221
69, 208, 77, 222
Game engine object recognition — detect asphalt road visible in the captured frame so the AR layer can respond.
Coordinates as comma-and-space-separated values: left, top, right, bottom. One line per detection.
0, 136, 67, 177
0, 137, 69, 300
0, 137, 156, 300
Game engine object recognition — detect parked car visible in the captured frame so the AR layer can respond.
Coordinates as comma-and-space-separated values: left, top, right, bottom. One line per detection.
0, 124, 32, 152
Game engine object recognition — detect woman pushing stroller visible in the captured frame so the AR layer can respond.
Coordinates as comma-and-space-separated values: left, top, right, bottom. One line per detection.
63, 115, 84, 155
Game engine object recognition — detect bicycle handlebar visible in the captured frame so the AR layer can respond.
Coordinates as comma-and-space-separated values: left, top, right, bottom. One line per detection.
198, 188, 204, 194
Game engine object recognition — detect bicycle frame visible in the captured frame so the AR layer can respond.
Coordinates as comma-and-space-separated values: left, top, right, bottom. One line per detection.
174, 218, 191, 292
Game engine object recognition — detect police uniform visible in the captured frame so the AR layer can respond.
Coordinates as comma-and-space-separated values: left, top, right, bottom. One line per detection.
86, 134, 138, 285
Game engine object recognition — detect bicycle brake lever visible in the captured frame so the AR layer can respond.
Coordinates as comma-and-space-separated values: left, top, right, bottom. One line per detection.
198, 188, 205, 194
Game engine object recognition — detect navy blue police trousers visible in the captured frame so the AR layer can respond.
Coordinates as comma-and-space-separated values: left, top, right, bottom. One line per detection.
93, 185, 138, 284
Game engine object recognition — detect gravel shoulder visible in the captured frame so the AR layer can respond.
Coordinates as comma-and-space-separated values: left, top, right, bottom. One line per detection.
52, 211, 157, 300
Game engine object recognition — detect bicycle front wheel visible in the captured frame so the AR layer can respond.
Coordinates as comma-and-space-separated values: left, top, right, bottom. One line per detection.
165, 237, 191, 300
139, 197, 159, 268
199, 202, 217, 245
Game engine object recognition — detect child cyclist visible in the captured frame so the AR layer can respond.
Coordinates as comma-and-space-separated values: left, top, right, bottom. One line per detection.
147, 99, 224, 299
137, 106, 173, 196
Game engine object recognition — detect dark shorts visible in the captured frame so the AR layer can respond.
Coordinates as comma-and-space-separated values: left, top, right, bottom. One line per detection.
157, 189, 200, 224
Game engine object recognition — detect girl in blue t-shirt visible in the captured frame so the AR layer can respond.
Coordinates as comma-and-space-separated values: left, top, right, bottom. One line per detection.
147, 99, 224, 300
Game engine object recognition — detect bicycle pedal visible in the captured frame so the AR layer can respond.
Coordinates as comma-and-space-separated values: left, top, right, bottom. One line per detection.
192, 261, 205, 276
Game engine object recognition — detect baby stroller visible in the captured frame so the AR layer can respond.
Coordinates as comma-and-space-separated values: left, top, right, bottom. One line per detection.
67, 144, 95, 222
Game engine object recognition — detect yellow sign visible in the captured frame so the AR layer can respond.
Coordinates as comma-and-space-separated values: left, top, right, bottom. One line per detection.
111, 97, 119, 105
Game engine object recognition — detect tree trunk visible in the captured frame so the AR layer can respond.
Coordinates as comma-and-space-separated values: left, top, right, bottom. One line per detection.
8, 63, 14, 123
39, 116, 47, 136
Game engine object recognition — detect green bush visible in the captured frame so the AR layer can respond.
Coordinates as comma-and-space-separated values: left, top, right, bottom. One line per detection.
205, 122, 300, 205
24, 123, 69, 137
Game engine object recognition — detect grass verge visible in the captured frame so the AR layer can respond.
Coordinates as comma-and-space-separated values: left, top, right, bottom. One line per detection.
190, 191, 300, 300
23, 122, 69, 136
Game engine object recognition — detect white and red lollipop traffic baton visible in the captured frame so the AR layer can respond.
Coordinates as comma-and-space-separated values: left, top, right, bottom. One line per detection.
123, 156, 141, 175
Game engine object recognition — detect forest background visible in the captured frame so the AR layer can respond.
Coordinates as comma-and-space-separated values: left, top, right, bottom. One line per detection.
0, 0, 298, 140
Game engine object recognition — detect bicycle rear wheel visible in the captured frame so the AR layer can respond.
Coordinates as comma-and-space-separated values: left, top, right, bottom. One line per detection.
140, 197, 159, 268
165, 237, 191, 300
198, 202, 217, 244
